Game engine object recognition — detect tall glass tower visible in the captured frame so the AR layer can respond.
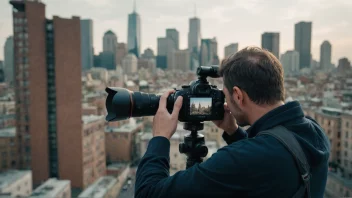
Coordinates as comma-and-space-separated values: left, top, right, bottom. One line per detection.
127, 0, 141, 57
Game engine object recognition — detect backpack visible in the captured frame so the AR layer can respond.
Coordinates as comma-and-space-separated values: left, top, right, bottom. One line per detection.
256, 125, 311, 198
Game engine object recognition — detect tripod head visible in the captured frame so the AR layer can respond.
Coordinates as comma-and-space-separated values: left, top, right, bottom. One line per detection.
179, 122, 208, 169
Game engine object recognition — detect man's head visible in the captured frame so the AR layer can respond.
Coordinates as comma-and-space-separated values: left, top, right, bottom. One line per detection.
219, 47, 285, 126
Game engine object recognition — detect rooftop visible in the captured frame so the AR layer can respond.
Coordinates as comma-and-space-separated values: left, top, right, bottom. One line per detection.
78, 177, 117, 198
0, 127, 16, 138
105, 119, 142, 133
30, 178, 70, 198
82, 115, 105, 124
0, 170, 31, 190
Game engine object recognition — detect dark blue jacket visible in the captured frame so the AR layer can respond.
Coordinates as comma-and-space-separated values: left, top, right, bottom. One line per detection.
135, 101, 330, 197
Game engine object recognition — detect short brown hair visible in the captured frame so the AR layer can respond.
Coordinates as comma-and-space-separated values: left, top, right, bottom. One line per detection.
219, 46, 285, 105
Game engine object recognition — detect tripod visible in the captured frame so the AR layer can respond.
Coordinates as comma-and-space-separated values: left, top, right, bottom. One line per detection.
179, 122, 208, 169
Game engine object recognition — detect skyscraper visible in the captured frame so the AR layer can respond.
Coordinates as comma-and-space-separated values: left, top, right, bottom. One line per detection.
200, 38, 219, 66
122, 53, 138, 74
320, 41, 332, 71
4, 36, 14, 83
80, 19, 94, 71
224, 43, 238, 58
166, 29, 179, 50
188, 17, 201, 53
141, 48, 155, 59
102, 30, 117, 70
157, 37, 176, 69
10, 0, 105, 188
295, 21, 312, 69
127, 0, 141, 57
261, 32, 280, 58
116, 43, 127, 66
280, 50, 300, 76
337, 57, 351, 73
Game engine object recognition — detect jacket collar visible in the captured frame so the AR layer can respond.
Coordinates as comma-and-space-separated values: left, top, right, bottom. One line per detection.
246, 101, 305, 138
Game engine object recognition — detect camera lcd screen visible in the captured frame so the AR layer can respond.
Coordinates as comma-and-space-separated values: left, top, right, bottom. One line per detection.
190, 98, 212, 115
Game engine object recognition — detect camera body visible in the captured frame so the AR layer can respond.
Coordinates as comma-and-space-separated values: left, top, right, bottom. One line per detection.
168, 78, 225, 122
105, 66, 225, 123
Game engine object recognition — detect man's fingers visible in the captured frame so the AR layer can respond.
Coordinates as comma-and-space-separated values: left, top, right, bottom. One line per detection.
224, 103, 231, 112
171, 96, 183, 119
159, 90, 175, 111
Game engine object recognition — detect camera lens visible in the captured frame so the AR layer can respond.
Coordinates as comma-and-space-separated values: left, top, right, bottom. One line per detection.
105, 87, 164, 121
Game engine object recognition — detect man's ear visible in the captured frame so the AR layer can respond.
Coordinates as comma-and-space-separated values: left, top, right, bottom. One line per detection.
232, 86, 243, 105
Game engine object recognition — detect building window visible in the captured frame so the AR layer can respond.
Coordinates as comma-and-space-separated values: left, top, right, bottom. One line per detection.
346, 131, 349, 139
345, 151, 348, 157
338, 132, 341, 138
347, 121, 350, 128
345, 141, 349, 148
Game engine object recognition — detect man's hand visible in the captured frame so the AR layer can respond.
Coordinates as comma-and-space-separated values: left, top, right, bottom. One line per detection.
153, 90, 183, 140
212, 103, 238, 135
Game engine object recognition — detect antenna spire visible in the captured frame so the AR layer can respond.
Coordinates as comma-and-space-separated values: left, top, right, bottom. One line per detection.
194, 3, 197, 17
133, 0, 136, 12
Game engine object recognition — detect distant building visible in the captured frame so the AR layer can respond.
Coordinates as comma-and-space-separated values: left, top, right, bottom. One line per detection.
122, 53, 138, 74
78, 176, 120, 198
188, 17, 201, 53
341, 112, 352, 179
200, 38, 219, 66
313, 107, 342, 164
261, 32, 280, 58
80, 19, 94, 71
102, 30, 118, 70
30, 178, 71, 198
172, 49, 190, 71
0, 170, 32, 197
116, 43, 128, 66
87, 67, 109, 83
4, 36, 14, 83
320, 41, 332, 71
157, 37, 176, 69
166, 28, 179, 50
0, 128, 16, 171
325, 172, 352, 197
105, 119, 144, 163
337, 57, 351, 73
224, 43, 238, 58
141, 48, 155, 59
127, 2, 141, 57
280, 50, 300, 76
94, 54, 101, 67
295, 21, 312, 69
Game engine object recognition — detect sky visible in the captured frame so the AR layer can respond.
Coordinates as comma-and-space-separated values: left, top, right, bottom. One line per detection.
0, 0, 352, 64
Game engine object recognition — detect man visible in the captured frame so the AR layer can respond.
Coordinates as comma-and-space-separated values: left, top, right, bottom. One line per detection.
135, 47, 330, 197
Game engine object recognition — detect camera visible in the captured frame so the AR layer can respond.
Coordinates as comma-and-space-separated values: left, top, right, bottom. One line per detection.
105, 66, 225, 123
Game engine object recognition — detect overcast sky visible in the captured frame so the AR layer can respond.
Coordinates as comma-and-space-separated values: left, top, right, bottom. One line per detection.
0, 0, 351, 64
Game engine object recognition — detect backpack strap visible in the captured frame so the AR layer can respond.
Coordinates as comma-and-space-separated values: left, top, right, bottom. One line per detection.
257, 125, 311, 198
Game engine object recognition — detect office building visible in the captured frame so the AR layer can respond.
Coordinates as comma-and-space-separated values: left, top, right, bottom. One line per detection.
80, 19, 94, 71
224, 43, 238, 58
127, 0, 141, 57
261, 32, 280, 58
122, 53, 138, 74
10, 0, 105, 189
166, 28, 179, 50
116, 43, 127, 66
102, 30, 117, 70
280, 50, 300, 76
78, 176, 120, 198
320, 41, 332, 71
157, 37, 176, 69
188, 17, 201, 53
172, 49, 190, 71
0, 127, 16, 171
295, 21, 312, 69
4, 36, 14, 83
30, 178, 71, 198
105, 119, 143, 163
325, 172, 352, 197
337, 58, 351, 73
200, 38, 219, 66
0, 170, 32, 197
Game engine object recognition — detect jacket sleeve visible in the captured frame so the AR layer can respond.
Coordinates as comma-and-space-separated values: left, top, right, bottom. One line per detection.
135, 136, 246, 198
222, 127, 248, 145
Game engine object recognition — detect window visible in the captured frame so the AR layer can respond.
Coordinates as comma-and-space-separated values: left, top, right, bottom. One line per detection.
346, 131, 349, 139
338, 132, 341, 138
347, 121, 350, 128
345, 141, 349, 148
345, 151, 348, 157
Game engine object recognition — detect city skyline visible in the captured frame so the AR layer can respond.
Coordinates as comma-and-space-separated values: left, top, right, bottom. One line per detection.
0, 0, 352, 64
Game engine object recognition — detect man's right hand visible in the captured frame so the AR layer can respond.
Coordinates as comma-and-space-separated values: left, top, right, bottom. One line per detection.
212, 103, 238, 135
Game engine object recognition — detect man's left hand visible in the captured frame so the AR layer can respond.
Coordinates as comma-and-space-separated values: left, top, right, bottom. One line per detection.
153, 90, 183, 139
